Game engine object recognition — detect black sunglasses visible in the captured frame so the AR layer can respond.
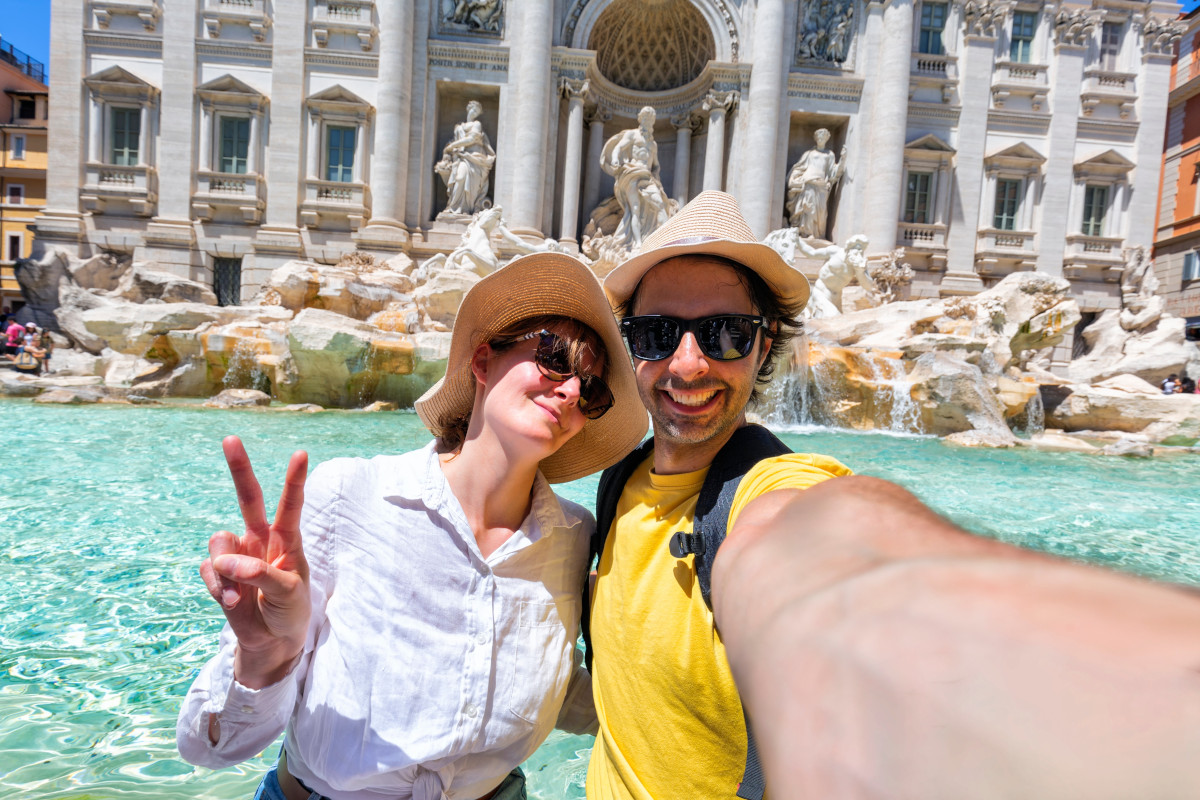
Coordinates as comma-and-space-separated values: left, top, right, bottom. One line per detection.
502, 330, 614, 420
620, 314, 769, 362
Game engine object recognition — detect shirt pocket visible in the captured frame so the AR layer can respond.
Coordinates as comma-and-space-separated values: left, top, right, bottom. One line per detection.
501, 600, 572, 726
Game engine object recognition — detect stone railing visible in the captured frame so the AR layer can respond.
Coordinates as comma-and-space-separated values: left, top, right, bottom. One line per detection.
301, 179, 370, 229
1064, 233, 1123, 260
193, 170, 264, 222
897, 222, 948, 249
202, 0, 270, 40
92, 0, 162, 31
82, 162, 157, 215
978, 228, 1035, 251
1081, 69, 1137, 95
994, 61, 1048, 85
910, 52, 958, 79
311, 0, 376, 49
86, 163, 155, 192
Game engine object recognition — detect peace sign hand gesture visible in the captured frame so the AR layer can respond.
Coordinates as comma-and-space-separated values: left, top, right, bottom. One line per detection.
200, 436, 311, 689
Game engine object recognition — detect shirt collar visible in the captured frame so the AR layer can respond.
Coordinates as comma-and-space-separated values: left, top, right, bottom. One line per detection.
380, 441, 571, 540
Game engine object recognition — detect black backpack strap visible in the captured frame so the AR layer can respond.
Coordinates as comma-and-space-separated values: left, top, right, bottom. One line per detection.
581, 437, 655, 672
666, 424, 790, 800
691, 424, 792, 611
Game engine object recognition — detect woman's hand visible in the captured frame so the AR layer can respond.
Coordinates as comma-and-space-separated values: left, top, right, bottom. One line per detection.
200, 436, 310, 689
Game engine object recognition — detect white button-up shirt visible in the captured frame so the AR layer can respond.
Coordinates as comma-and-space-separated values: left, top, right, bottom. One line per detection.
177, 443, 596, 800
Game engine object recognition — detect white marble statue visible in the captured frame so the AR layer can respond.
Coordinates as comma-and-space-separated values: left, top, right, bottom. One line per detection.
1119, 245, 1165, 333
600, 106, 672, 249
421, 206, 504, 278
434, 100, 496, 217
786, 128, 847, 239
797, 233, 876, 318
494, 218, 571, 257
445, 0, 503, 31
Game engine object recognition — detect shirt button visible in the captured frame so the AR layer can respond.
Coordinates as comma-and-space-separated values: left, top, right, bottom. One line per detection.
464, 703, 478, 718
476, 632, 488, 645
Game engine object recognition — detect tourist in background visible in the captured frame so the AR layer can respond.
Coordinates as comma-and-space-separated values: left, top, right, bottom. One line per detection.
3, 317, 23, 357
177, 254, 647, 800
1181, 375, 1196, 394
1161, 373, 1180, 394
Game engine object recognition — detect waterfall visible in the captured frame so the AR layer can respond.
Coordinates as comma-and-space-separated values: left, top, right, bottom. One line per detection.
222, 339, 271, 394
758, 336, 922, 435
1014, 389, 1045, 437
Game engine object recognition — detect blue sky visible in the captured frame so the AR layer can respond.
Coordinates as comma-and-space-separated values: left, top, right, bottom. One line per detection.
0, 0, 1193, 81
0, 0, 50, 69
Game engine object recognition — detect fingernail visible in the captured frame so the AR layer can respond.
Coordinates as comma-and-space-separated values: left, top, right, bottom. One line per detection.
222, 588, 239, 607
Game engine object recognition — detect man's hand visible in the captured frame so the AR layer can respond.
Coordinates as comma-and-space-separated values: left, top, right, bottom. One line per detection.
714, 476, 1200, 798
200, 436, 310, 690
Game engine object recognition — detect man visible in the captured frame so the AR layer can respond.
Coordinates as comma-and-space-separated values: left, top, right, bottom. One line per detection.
587, 191, 852, 799
589, 192, 1200, 799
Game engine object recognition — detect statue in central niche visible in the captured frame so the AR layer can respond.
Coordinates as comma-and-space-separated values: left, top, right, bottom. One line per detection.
601, 106, 672, 249
435, 100, 496, 217
786, 128, 847, 239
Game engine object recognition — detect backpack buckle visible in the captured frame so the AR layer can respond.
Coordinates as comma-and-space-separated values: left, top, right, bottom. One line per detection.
669, 531, 706, 558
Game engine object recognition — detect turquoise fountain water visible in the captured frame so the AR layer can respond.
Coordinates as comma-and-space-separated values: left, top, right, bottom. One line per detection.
2, 399, 1198, 799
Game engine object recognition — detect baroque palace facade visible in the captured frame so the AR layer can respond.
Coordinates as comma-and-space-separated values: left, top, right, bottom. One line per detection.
37, 0, 1182, 310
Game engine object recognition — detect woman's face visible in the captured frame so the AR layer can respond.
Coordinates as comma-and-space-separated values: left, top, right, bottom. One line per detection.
472, 322, 604, 459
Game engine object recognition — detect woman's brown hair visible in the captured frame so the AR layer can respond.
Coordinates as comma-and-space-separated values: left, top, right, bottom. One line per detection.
433, 314, 608, 453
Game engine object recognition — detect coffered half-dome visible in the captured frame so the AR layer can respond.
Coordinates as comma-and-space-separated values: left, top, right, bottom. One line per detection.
588, 0, 716, 93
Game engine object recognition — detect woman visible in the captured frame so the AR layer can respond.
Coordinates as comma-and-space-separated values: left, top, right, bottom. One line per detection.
177, 253, 646, 800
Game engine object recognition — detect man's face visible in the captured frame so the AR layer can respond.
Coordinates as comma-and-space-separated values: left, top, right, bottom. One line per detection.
630, 256, 769, 473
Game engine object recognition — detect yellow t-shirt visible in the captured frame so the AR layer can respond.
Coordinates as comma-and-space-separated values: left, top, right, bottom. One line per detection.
586, 450, 853, 800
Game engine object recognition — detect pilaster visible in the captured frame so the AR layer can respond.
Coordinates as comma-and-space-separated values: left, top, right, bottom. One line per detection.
1035, 8, 1102, 276
506, 0, 554, 234
739, 0, 786, 238
255, 0, 307, 263
141, 0, 200, 278
356, 0, 414, 251
862, 0, 913, 256
33, 0, 88, 253
944, 0, 1011, 292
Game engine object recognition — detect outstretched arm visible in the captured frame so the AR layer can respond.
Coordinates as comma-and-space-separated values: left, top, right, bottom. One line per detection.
713, 476, 1200, 798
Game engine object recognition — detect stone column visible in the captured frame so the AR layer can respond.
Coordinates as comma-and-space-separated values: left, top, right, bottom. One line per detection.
507, 0, 554, 234
357, 0, 413, 248
34, 0, 87, 252
862, 0, 914, 257
138, 103, 151, 167
582, 106, 609, 226
140, 0, 199, 278
671, 113, 695, 204
248, 113, 259, 174
89, 98, 103, 163
257, 0, 308, 259
559, 79, 589, 244
701, 92, 735, 193
739, 0, 786, 237
944, 1, 1010, 293
1127, 20, 1182, 247
307, 115, 321, 179
199, 105, 213, 172
1035, 10, 1101, 276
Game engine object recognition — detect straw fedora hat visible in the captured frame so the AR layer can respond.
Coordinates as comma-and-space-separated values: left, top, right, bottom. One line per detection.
603, 190, 810, 310
415, 252, 647, 483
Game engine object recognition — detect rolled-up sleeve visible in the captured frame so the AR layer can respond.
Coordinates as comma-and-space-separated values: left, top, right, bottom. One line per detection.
176, 461, 343, 767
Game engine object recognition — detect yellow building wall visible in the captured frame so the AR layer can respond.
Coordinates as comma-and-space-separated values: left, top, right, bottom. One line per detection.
0, 127, 47, 303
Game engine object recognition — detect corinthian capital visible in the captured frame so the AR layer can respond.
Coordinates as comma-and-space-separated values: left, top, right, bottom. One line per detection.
961, 0, 1013, 39
560, 78, 590, 103
1054, 8, 1105, 48
1142, 16, 1186, 58
702, 90, 739, 116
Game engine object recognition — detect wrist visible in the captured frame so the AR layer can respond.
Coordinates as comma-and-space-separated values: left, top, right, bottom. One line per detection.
233, 642, 303, 690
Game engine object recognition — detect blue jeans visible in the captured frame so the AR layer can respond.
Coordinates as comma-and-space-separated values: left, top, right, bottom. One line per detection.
251, 765, 525, 800
252, 766, 322, 800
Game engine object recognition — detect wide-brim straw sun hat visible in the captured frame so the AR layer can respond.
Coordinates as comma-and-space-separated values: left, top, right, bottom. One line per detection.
603, 190, 811, 310
415, 251, 647, 484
